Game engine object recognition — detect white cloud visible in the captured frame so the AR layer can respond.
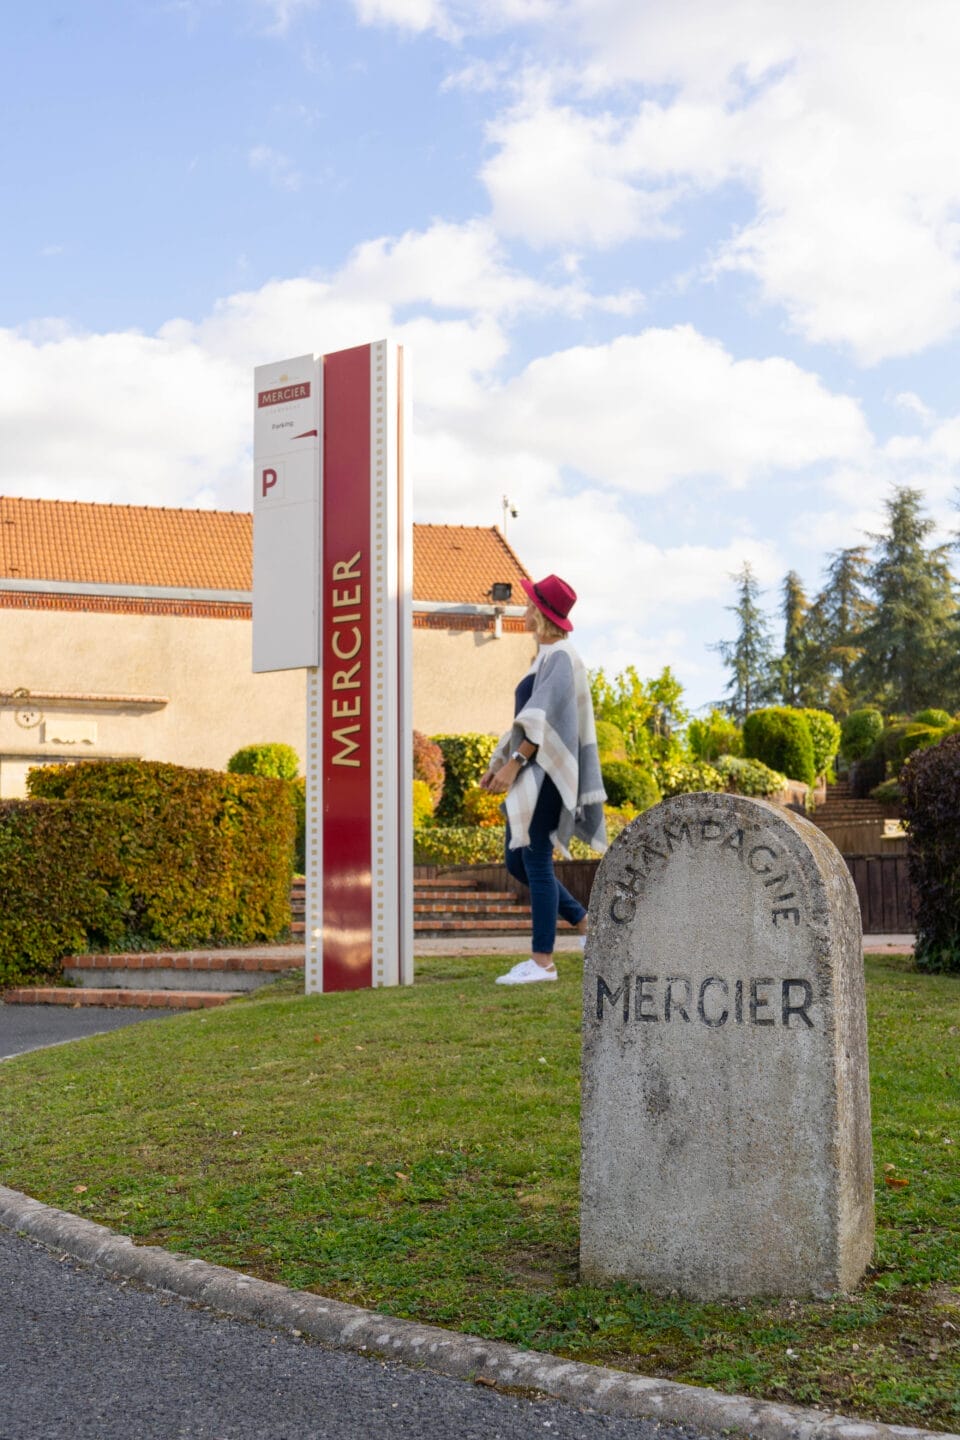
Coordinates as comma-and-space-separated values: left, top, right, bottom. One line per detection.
0, 327, 248, 508
354, 0, 450, 34
487, 327, 871, 493
403, 1, 960, 362
248, 144, 302, 191
483, 88, 681, 249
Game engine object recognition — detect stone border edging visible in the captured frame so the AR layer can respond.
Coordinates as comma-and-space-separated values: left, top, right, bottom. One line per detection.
1, 1184, 954, 1440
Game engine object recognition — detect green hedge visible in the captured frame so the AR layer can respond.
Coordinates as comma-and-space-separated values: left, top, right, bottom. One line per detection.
655, 758, 724, 797
28, 761, 295, 951
713, 755, 787, 797
600, 760, 661, 810
413, 825, 505, 865
743, 707, 816, 787
0, 799, 129, 986
432, 734, 498, 821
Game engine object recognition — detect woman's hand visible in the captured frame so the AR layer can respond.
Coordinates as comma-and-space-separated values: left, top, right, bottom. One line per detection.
483, 759, 521, 794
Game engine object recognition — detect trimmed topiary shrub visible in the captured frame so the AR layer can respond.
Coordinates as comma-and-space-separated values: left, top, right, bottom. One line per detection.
413, 731, 445, 807
713, 755, 787, 797
227, 743, 300, 779
432, 734, 499, 821
900, 733, 960, 973
840, 707, 884, 763
28, 761, 295, 950
601, 761, 661, 810
743, 707, 816, 788
801, 708, 842, 779
0, 799, 129, 986
914, 708, 952, 729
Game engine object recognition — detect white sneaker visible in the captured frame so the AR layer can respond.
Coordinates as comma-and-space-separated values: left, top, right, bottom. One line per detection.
495, 958, 558, 985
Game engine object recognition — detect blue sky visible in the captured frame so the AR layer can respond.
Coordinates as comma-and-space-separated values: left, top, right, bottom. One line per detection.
5, 0, 960, 712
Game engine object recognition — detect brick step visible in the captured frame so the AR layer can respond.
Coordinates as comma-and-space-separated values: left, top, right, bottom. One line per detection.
414, 917, 528, 934
62, 948, 305, 993
2, 987, 239, 1010
414, 890, 519, 904
414, 902, 528, 917
814, 808, 888, 823
413, 877, 481, 889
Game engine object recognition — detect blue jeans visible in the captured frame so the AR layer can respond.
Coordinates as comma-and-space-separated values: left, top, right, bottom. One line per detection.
505, 774, 587, 954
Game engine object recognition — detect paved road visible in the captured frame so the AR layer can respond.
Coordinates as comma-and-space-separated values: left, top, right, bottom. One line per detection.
1, 1225, 698, 1440
0, 1003, 176, 1060
1, 1011, 700, 1440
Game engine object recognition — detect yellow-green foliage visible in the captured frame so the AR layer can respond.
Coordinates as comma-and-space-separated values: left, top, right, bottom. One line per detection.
412, 778, 435, 828
27, 761, 295, 953
461, 784, 505, 828
432, 734, 498, 820
227, 743, 300, 779
0, 799, 129, 986
594, 720, 628, 763
413, 825, 505, 864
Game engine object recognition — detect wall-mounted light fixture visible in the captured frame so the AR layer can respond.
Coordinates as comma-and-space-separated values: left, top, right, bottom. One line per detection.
487, 582, 513, 640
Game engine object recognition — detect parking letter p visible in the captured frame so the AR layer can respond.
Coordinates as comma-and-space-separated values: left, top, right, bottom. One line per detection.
261, 467, 278, 498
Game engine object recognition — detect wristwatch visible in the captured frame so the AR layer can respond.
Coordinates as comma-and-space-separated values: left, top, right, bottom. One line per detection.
511, 750, 529, 766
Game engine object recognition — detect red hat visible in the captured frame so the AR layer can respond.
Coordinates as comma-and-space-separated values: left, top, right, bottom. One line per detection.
520, 574, 577, 632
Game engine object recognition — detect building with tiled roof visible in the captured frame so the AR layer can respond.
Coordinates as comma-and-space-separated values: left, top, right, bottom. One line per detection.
0, 497, 533, 795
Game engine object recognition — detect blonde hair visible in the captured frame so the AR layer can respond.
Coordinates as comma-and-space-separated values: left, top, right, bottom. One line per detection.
531, 607, 568, 642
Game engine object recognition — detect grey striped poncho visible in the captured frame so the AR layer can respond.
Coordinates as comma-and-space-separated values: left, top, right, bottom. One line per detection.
493, 640, 607, 856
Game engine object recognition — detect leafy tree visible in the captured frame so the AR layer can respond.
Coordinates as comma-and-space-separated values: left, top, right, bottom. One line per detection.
687, 709, 742, 762
857, 488, 955, 713
589, 666, 688, 765
711, 563, 778, 722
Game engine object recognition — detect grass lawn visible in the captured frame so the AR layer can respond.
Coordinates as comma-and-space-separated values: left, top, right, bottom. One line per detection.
1, 952, 958, 1430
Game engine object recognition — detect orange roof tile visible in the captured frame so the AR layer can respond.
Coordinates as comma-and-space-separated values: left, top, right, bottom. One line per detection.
412, 523, 529, 605
0, 497, 251, 591
0, 498, 529, 604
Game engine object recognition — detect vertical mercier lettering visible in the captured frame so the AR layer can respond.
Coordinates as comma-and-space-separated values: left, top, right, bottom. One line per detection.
329, 551, 364, 767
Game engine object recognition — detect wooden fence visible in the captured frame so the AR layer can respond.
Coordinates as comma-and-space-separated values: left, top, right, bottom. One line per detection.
419, 853, 917, 936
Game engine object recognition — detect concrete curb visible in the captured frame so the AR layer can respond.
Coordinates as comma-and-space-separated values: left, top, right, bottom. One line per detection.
1, 1184, 954, 1440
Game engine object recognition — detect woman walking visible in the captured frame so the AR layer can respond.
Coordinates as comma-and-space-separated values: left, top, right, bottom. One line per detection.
480, 574, 606, 985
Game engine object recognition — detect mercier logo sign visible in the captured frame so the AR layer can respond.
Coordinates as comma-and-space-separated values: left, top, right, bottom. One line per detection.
257, 379, 312, 408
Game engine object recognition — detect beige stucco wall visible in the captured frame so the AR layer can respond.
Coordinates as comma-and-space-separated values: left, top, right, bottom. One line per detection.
0, 608, 535, 797
411, 625, 534, 738
0, 609, 305, 798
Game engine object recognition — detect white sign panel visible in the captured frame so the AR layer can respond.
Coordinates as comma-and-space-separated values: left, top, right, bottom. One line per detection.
252, 354, 322, 672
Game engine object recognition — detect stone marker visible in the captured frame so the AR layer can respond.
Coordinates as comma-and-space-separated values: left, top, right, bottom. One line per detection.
581, 792, 874, 1299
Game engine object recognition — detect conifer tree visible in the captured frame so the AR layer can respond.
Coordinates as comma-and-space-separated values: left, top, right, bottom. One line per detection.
713, 563, 778, 722
857, 487, 954, 714
806, 546, 874, 716
779, 570, 810, 707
